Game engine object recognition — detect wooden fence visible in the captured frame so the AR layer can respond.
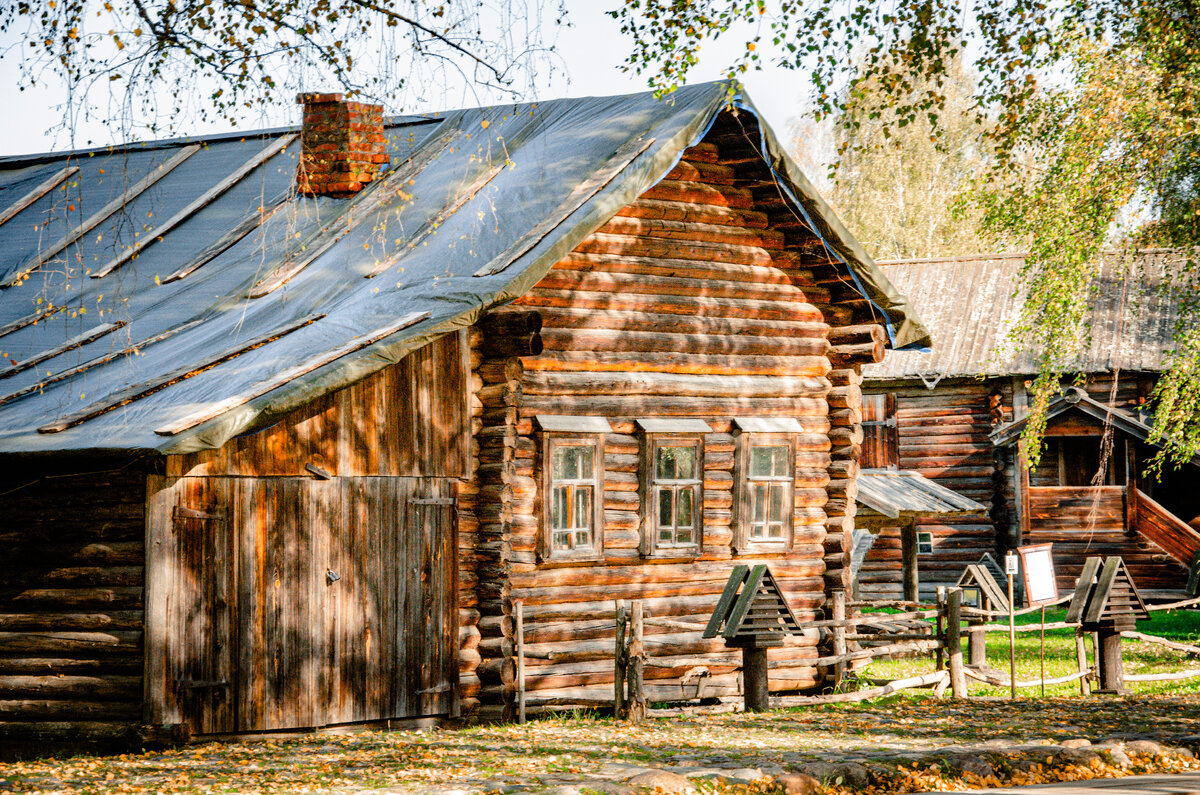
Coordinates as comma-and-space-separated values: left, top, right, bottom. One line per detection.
508, 591, 1200, 722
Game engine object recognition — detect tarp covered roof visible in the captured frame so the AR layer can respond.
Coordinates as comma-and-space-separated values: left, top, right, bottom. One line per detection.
0, 81, 925, 456
864, 252, 1185, 381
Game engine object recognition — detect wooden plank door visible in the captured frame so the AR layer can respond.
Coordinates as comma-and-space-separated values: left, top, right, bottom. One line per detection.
234, 477, 327, 731
144, 476, 236, 734
400, 479, 457, 717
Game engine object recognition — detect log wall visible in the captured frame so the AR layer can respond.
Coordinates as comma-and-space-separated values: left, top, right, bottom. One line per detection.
0, 460, 148, 749
857, 381, 1004, 600
473, 112, 885, 714
1027, 486, 1186, 592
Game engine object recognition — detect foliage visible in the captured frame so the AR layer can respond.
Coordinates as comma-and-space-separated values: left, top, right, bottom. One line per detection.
614, 0, 1200, 472
0, 0, 566, 138
793, 55, 996, 261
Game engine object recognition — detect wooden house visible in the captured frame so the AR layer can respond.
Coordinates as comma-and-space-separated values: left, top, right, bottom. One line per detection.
860, 252, 1200, 599
0, 84, 928, 749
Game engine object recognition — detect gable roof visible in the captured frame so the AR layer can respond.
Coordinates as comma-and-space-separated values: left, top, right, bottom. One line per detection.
990, 386, 1200, 466
0, 82, 927, 456
864, 252, 1185, 381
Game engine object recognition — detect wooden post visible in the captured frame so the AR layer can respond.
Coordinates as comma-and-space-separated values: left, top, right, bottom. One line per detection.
935, 586, 945, 671
515, 600, 526, 724
946, 588, 966, 698
968, 623, 987, 669
901, 521, 919, 603
1039, 604, 1047, 699
744, 644, 770, 712
1007, 563, 1017, 700
628, 601, 646, 722
1096, 625, 1126, 694
832, 590, 847, 687
1075, 630, 1090, 696
614, 602, 627, 718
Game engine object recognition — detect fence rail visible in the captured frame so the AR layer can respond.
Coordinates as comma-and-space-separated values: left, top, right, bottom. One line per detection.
508, 583, 1200, 722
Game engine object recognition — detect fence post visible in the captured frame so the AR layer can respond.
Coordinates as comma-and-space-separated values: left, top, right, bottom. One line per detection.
947, 588, 967, 698
628, 601, 646, 722
832, 590, 847, 687
1075, 629, 1090, 696
515, 600, 526, 724
935, 586, 946, 672
614, 602, 627, 718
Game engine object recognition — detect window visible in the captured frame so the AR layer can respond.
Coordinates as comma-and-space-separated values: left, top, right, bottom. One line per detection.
536, 415, 610, 562
732, 420, 801, 553
862, 393, 898, 469
550, 444, 597, 553
746, 444, 792, 541
917, 532, 933, 555
644, 439, 702, 554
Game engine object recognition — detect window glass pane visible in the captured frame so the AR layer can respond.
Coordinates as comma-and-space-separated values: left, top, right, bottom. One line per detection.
552, 486, 568, 531
655, 447, 676, 480
658, 488, 673, 528
750, 445, 789, 477
677, 488, 693, 528
656, 445, 697, 480
573, 486, 592, 531
553, 445, 593, 480
753, 484, 766, 523
676, 528, 693, 545
769, 483, 784, 522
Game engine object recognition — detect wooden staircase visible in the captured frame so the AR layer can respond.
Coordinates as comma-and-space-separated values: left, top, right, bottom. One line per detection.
1134, 488, 1200, 567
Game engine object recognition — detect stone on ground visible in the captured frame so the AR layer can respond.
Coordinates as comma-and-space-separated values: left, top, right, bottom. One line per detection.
775, 773, 821, 794
626, 770, 696, 794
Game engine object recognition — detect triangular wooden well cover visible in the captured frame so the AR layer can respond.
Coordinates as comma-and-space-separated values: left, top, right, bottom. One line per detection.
1067, 556, 1150, 627
703, 565, 803, 641
956, 564, 1008, 612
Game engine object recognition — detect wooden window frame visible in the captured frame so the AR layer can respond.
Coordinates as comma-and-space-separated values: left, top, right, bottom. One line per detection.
862, 392, 898, 470
640, 434, 704, 558
917, 531, 933, 555
538, 433, 605, 563
733, 431, 797, 554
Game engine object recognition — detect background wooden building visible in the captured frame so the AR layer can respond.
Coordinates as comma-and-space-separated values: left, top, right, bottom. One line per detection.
860, 252, 1199, 600
0, 83, 927, 749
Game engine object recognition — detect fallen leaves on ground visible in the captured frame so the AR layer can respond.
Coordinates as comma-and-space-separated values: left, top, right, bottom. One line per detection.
3, 693, 1200, 793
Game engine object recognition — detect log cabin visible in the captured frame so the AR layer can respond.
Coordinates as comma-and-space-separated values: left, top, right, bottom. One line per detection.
859, 252, 1199, 600
0, 82, 929, 751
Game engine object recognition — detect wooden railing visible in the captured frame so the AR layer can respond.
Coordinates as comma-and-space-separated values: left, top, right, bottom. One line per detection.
1134, 488, 1200, 567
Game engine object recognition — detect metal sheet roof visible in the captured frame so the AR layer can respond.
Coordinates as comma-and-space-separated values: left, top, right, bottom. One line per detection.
864, 252, 1184, 381
856, 468, 986, 518
0, 82, 923, 456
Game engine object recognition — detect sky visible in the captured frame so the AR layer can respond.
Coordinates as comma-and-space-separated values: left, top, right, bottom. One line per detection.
0, 2, 816, 158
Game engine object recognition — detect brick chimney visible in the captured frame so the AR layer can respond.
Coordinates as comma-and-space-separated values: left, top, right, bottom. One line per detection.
296, 93, 389, 197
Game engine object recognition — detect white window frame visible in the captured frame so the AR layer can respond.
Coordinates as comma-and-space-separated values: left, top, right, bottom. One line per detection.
540, 434, 605, 562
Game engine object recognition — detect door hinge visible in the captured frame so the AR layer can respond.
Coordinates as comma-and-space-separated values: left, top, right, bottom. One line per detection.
408, 498, 455, 506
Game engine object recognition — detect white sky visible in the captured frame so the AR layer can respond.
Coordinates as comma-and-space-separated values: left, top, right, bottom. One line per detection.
0, 1, 815, 158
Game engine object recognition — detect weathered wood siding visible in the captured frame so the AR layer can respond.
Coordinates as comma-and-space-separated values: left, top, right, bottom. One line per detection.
1026, 486, 1186, 592
858, 381, 1003, 599
152, 333, 469, 734
471, 115, 883, 715
145, 474, 456, 733
168, 332, 470, 479
0, 461, 147, 747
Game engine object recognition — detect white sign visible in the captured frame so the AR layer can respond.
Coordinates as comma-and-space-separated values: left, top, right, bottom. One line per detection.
1017, 544, 1058, 606
1005, 552, 1019, 575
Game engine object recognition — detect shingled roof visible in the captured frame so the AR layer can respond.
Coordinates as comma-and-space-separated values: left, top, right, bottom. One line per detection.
864, 252, 1185, 381
0, 82, 927, 456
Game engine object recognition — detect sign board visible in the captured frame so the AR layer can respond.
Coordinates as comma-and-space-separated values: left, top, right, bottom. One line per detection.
1005, 552, 1019, 576
1017, 543, 1058, 606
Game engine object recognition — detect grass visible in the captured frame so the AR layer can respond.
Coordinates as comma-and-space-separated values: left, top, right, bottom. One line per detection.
859, 606, 1200, 698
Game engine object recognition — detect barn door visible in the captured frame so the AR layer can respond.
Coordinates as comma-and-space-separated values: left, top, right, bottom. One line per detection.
145, 476, 236, 735
399, 480, 457, 718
